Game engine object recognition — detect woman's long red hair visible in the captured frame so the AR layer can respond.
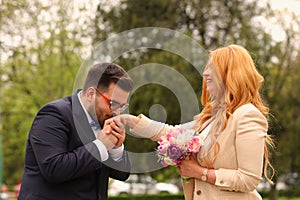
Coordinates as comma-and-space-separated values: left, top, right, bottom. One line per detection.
195, 44, 274, 184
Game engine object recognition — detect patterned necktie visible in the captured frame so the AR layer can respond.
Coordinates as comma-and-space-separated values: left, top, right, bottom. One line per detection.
89, 120, 100, 131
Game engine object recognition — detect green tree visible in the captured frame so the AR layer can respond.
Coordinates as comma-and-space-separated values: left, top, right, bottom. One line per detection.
255, 11, 300, 199
0, 0, 84, 184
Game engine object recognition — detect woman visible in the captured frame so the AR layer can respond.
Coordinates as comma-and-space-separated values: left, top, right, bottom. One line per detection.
114, 44, 274, 199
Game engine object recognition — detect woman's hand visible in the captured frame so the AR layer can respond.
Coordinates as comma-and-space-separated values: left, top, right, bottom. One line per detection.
110, 114, 164, 140
178, 155, 216, 184
177, 155, 200, 178
112, 114, 140, 129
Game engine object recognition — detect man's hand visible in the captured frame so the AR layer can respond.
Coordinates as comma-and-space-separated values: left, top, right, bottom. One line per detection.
97, 120, 118, 150
109, 121, 125, 148
98, 118, 126, 149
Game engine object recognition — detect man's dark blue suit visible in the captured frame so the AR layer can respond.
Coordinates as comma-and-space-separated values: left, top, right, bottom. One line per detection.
18, 90, 131, 200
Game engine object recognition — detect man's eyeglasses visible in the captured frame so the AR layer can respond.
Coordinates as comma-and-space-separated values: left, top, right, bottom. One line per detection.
94, 87, 129, 111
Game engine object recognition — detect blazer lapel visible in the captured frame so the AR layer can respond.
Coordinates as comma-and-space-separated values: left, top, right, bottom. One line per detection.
72, 90, 96, 144
198, 119, 213, 133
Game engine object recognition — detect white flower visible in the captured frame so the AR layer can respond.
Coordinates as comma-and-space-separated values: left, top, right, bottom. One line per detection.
175, 129, 195, 146
164, 157, 176, 166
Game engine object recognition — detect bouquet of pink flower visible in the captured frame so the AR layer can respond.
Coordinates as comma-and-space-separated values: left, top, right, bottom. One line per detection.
156, 125, 203, 167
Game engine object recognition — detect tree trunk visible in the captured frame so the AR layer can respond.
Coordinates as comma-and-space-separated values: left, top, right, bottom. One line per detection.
269, 183, 277, 200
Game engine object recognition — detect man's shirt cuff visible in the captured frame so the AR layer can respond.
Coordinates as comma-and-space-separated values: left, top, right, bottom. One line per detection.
109, 144, 124, 161
93, 140, 109, 161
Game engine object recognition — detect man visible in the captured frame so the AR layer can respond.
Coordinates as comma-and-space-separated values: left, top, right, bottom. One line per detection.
19, 63, 133, 200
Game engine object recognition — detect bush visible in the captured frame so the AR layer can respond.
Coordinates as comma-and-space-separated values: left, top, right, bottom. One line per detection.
109, 194, 184, 200
259, 188, 300, 198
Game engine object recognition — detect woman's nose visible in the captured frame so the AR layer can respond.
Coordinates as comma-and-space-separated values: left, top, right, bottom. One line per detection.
203, 70, 208, 77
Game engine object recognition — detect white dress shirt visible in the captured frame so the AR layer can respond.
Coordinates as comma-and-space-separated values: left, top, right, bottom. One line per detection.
77, 91, 124, 161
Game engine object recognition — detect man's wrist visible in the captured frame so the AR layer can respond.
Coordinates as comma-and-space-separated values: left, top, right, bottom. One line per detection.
109, 144, 124, 161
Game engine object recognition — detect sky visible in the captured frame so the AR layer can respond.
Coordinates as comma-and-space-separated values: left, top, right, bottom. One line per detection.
270, 0, 300, 15
253, 0, 300, 42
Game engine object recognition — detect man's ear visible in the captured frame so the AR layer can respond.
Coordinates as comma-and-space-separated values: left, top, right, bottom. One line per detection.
86, 87, 96, 101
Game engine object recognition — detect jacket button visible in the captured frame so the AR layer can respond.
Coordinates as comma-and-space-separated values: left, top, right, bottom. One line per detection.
196, 190, 201, 195
220, 180, 224, 185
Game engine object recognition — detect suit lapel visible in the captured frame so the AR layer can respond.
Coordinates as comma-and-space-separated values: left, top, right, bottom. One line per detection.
72, 90, 96, 144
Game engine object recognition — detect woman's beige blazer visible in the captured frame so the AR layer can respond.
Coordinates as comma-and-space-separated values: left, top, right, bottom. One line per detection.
131, 103, 267, 200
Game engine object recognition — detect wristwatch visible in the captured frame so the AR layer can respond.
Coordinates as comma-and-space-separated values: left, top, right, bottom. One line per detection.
201, 168, 208, 182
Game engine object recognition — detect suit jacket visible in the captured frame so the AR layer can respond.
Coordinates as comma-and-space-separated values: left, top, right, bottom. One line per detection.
19, 90, 131, 200
131, 103, 267, 200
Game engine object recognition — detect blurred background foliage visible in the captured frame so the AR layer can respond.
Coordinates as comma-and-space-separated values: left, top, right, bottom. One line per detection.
0, 0, 300, 199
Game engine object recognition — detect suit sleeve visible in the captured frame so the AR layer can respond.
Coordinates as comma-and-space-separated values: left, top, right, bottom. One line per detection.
29, 103, 126, 183
215, 108, 268, 192
106, 150, 131, 181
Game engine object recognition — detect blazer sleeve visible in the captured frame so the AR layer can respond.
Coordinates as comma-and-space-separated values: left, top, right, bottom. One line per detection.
29, 103, 106, 183
215, 107, 268, 192
106, 150, 131, 181
130, 114, 196, 141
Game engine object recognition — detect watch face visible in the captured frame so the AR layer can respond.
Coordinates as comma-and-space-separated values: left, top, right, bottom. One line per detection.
201, 168, 208, 181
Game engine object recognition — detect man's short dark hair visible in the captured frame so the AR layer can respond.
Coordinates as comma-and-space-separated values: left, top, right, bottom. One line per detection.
83, 63, 133, 93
